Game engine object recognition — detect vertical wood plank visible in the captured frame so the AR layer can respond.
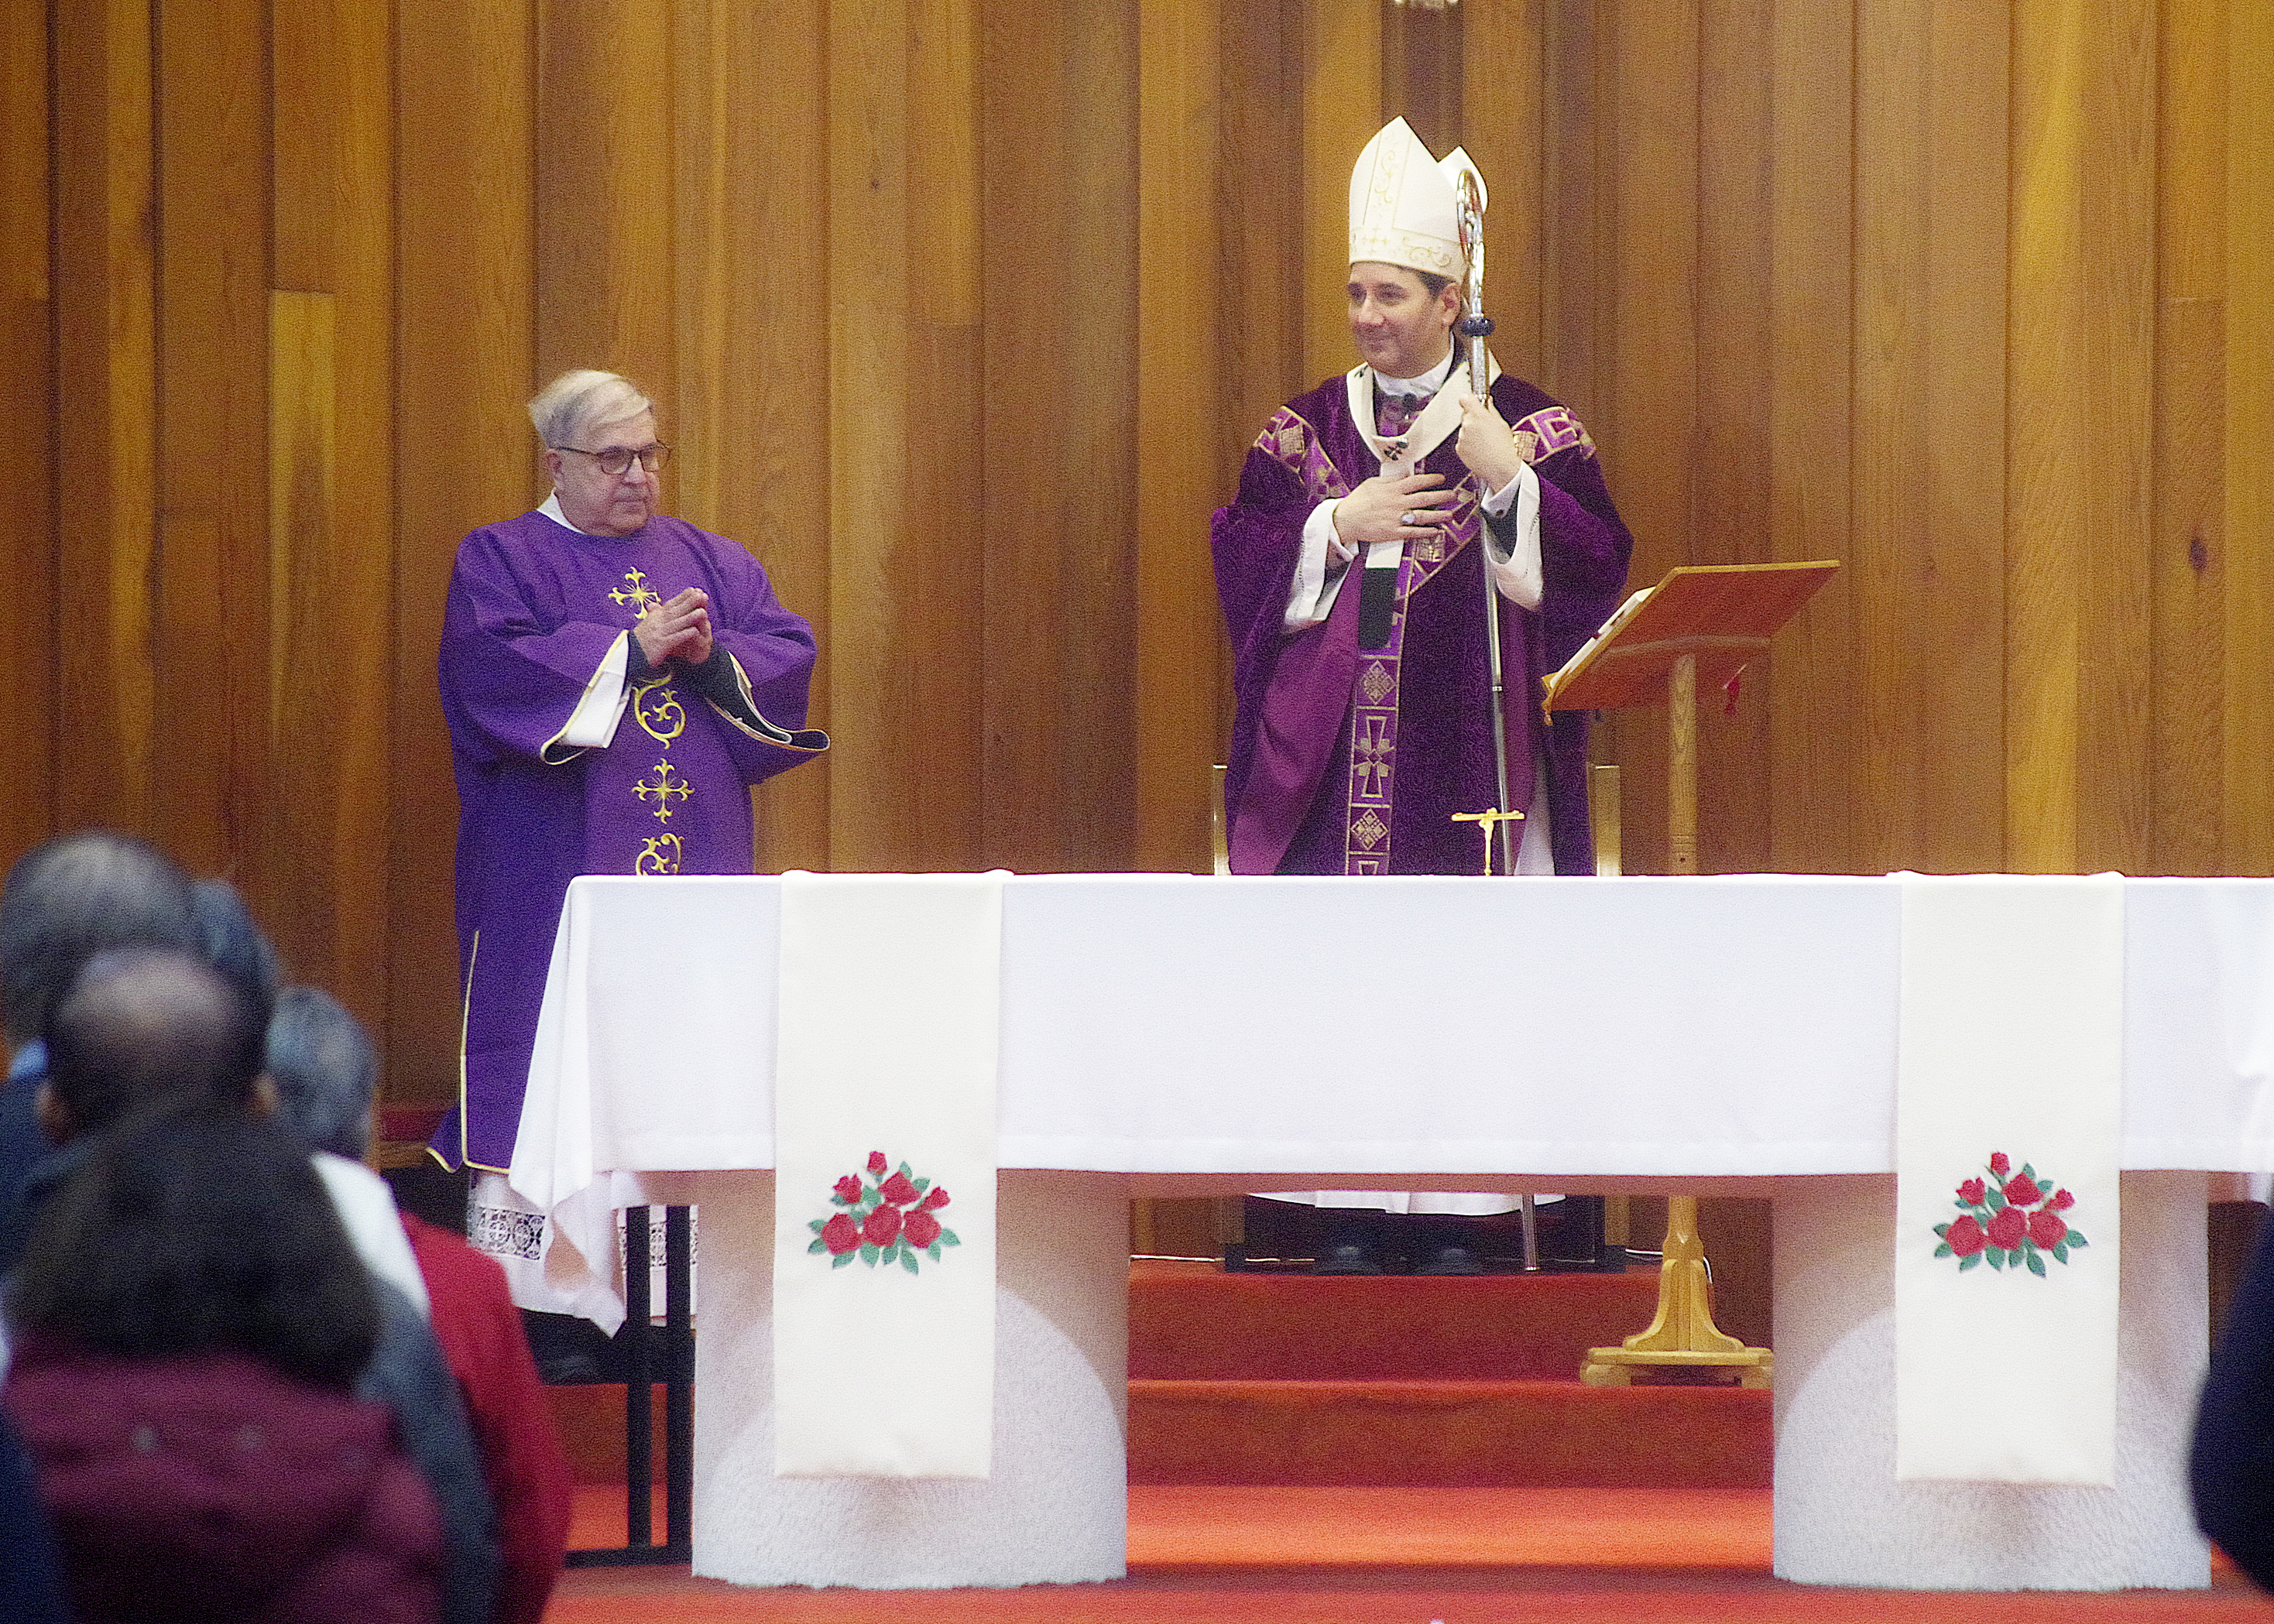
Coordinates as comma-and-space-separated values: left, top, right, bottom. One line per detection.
51, 0, 159, 842
269, 0, 394, 1027
1134, 0, 1223, 872
1302, 0, 1381, 383
1459, 0, 1544, 381
2227, 0, 2274, 875
675, 0, 839, 872
1601, 0, 1697, 875
1, 0, 55, 862
536, 0, 676, 394
391, 0, 537, 1104
2149, 0, 2224, 875
979, 0, 1137, 871
1766, 0, 1859, 873
1694, 0, 1773, 873
2007, 0, 2156, 874
154, 0, 272, 888
1853, 0, 2008, 873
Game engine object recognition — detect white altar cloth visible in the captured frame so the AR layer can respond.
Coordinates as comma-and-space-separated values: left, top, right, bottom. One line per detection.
509, 872, 2274, 1590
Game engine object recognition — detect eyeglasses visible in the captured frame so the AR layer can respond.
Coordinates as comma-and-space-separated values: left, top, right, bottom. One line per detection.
554, 442, 673, 476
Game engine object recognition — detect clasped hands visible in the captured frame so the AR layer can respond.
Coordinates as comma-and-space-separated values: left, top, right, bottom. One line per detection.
1332, 390, 1525, 552
633, 587, 715, 669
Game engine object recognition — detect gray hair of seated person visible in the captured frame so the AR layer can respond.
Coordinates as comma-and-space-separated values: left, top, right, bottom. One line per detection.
190, 877, 282, 1016
0, 831, 198, 1046
528, 368, 653, 451
44, 946, 269, 1136
265, 984, 377, 1162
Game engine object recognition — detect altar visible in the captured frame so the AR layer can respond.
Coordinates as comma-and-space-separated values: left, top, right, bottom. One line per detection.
509, 872, 2274, 1590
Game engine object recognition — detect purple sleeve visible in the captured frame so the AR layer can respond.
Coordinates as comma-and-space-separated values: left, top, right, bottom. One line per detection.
683, 539, 824, 782
437, 528, 623, 770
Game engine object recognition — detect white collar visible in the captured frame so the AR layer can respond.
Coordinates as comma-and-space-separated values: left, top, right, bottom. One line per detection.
538, 492, 596, 536
1372, 350, 1457, 398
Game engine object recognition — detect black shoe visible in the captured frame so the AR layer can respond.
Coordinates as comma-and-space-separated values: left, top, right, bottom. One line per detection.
1313, 1242, 1384, 1275
1418, 1244, 1484, 1276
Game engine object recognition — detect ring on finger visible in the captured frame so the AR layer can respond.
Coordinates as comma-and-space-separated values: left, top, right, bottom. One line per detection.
1400, 510, 1416, 526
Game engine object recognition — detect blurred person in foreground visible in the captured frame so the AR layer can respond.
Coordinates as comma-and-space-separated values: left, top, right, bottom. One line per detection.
3, 1106, 445, 1623
269, 983, 572, 1624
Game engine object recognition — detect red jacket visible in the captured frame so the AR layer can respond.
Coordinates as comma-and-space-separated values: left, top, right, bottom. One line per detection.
3, 1337, 444, 1624
402, 1214, 575, 1624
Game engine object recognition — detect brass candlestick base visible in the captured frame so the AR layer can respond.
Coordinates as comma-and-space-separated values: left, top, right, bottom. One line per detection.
1581, 1196, 1772, 1389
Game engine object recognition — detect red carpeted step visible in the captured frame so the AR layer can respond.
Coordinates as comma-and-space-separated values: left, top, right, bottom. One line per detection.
1129, 1377, 1772, 1489
1130, 1264, 1666, 1380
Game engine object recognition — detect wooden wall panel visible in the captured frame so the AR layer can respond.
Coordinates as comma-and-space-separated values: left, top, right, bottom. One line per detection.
1460, 0, 1545, 382
2006, 0, 2156, 874
979, 0, 1138, 872
50, 0, 159, 845
390, 0, 537, 1103
2149, 0, 2226, 876
1853, 0, 2008, 874
152, 0, 271, 889
1599, 2, 1697, 877
22, 0, 2274, 1115
1765, 0, 1858, 874
1695, 0, 1775, 874
1133, 0, 1224, 873
1302, 0, 1381, 383
674, 0, 838, 873
536, 0, 677, 393
2, 5, 53, 861
2224, 1, 2274, 878
269, 0, 395, 1025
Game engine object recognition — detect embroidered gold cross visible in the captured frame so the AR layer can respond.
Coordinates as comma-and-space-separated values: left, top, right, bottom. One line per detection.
1451, 806, 1524, 875
633, 759, 691, 821
610, 569, 663, 618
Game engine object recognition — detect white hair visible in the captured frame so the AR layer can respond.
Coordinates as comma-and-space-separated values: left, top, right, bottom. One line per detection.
528, 369, 654, 449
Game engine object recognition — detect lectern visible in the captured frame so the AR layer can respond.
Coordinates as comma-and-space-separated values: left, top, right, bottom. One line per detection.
1548, 560, 1838, 1386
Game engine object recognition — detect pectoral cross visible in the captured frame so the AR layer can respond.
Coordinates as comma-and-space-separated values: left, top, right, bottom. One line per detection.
1451, 805, 1524, 875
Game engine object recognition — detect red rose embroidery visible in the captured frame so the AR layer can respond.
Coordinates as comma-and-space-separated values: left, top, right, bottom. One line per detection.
862, 1202, 903, 1247
807, 1151, 963, 1273
1985, 1205, 2028, 1251
1936, 1153, 2087, 1276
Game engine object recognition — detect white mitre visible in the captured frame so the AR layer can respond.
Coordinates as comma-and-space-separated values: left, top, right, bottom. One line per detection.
1347, 116, 1483, 280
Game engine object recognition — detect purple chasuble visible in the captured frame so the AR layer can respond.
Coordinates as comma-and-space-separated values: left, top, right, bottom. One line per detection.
1212, 371, 1631, 876
435, 509, 825, 1171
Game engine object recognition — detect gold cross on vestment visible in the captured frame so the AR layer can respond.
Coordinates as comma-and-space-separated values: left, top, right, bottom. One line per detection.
610, 568, 664, 617
1450, 805, 1525, 875
633, 759, 691, 821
